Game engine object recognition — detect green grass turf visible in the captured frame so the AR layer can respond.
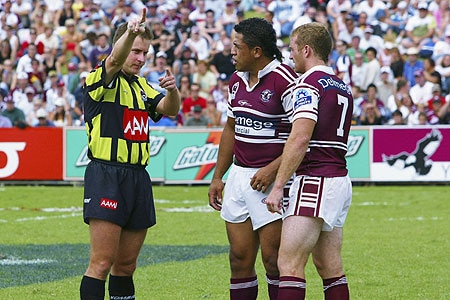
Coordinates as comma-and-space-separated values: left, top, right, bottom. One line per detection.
0, 184, 449, 299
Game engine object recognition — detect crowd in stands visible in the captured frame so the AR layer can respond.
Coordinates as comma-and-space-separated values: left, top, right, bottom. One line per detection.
1, 0, 450, 128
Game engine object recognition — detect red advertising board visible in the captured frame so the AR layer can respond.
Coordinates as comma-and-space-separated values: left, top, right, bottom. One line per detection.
0, 127, 63, 180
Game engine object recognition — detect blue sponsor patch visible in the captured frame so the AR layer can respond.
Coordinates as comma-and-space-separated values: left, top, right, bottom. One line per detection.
294, 88, 312, 109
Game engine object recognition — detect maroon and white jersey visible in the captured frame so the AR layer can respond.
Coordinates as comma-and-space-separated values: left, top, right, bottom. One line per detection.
287, 65, 353, 177
227, 60, 298, 168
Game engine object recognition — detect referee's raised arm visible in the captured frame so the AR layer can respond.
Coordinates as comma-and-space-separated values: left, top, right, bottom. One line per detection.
104, 8, 147, 85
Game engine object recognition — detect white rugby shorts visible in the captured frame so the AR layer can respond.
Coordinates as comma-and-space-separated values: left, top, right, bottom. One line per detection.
284, 175, 352, 231
221, 164, 288, 230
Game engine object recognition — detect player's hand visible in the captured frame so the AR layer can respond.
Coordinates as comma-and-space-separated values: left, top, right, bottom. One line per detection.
250, 165, 277, 193
265, 188, 283, 214
159, 68, 177, 91
208, 178, 224, 211
127, 8, 147, 34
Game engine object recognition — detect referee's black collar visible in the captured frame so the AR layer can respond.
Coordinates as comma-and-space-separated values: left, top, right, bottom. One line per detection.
120, 70, 139, 83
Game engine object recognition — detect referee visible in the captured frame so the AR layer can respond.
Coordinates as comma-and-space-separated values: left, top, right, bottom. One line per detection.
80, 9, 180, 300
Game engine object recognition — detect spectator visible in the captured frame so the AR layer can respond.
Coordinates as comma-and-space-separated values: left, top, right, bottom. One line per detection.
423, 57, 442, 87
1, 95, 27, 128
334, 40, 353, 87
55, 0, 77, 27
16, 86, 36, 120
145, 51, 169, 94
338, 14, 363, 45
178, 73, 192, 101
418, 111, 429, 125
16, 43, 43, 75
388, 109, 405, 125
161, 1, 181, 33
79, 31, 97, 63
3, 25, 20, 63
360, 47, 380, 92
426, 84, 446, 111
379, 42, 394, 67
34, 107, 55, 126
432, 27, 450, 62
385, 1, 410, 38
359, 102, 382, 125
0, 38, 13, 65
87, 33, 112, 69
35, 23, 59, 58
386, 78, 410, 115
145, 1, 163, 25
359, 26, 384, 53
426, 96, 450, 124
0, 0, 20, 29
326, 0, 352, 24
183, 25, 211, 61
354, 0, 387, 27
185, 104, 211, 126
0, 58, 16, 92
359, 83, 389, 123
72, 71, 88, 126
27, 96, 44, 126
410, 69, 434, 106
209, 36, 234, 79
397, 92, 421, 125
51, 96, 72, 127
174, 7, 196, 45
403, 47, 424, 87
11, 0, 33, 29
60, 18, 84, 65
267, 0, 302, 38
220, 0, 239, 38
293, 6, 317, 29
436, 54, 450, 95
149, 19, 170, 55
189, 0, 207, 24
0, 113, 12, 127
192, 60, 217, 99
376, 66, 395, 107
351, 51, 366, 91
198, 9, 223, 48
204, 97, 221, 126
402, 2, 436, 51
182, 83, 207, 119
28, 58, 45, 94
85, 13, 112, 38
10, 72, 30, 106
390, 46, 405, 80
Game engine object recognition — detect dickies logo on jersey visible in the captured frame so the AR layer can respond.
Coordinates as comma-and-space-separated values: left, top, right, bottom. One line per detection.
100, 198, 118, 210
123, 108, 149, 141
238, 100, 252, 107
260, 89, 273, 103
230, 82, 239, 100
294, 88, 312, 109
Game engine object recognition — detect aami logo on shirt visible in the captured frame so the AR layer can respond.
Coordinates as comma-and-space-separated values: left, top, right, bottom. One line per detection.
123, 108, 149, 141
100, 198, 118, 210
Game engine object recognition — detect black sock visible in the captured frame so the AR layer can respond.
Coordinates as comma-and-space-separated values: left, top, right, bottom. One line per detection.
80, 275, 106, 300
108, 275, 135, 300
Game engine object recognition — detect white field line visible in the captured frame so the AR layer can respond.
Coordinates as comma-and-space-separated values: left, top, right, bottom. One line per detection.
1, 199, 211, 223
0, 257, 57, 266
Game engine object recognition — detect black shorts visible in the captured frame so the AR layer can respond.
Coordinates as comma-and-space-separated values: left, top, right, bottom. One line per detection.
83, 160, 156, 229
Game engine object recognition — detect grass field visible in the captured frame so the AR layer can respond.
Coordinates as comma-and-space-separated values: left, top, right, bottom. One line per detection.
0, 184, 449, 299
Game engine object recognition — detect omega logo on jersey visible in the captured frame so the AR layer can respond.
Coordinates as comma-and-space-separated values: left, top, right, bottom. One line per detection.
235, 116, 274, 130
123, 108, 149, 141
260, 89, 273, 103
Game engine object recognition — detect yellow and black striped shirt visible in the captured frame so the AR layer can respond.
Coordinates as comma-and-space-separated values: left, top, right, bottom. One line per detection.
83, 61, 164, 167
